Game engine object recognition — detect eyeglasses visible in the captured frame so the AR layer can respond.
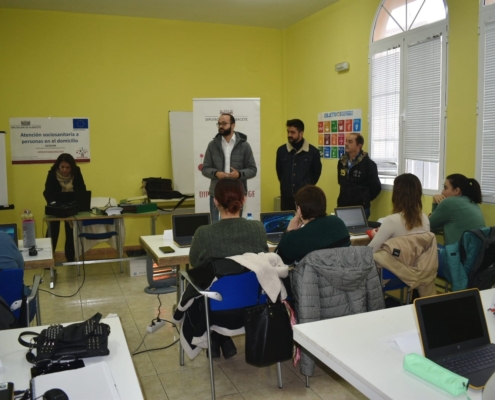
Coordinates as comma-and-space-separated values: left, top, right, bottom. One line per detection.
216, 122, 231, 127
36, 355, 76, 369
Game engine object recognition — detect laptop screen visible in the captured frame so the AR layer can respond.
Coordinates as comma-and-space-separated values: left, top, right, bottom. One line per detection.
334, 207, 366, 227
173, 214, 211, 238
0, 223, 18, 247
260, 212, 294, 234
415, 289, 490, 359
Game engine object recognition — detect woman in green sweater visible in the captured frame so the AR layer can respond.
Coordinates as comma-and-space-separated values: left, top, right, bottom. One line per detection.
276, 185, 350, 265
429, 174, 485, 245
188, 178, 268, 359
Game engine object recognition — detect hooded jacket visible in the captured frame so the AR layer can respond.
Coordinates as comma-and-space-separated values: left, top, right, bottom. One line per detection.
373, 232, 438, 297
291, 246, 385, 376
201, 131, 257, 196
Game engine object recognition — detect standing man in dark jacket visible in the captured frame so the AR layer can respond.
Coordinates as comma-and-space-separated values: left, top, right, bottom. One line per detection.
337, 133, 381, 219
202, 113, 257, 222
276, 119, 322, 211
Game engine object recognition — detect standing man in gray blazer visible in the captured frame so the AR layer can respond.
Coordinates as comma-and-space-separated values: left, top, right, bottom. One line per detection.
201, 113, 257, 222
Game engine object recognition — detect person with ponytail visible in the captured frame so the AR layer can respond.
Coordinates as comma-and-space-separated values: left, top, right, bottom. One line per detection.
429, 174, 485, 245
368, 173, 430, 253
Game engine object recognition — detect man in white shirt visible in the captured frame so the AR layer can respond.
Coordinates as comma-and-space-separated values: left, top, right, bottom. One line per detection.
201, 113, 257, 222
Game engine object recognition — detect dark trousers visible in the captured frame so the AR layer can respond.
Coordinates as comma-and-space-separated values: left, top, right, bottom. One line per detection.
47, 221, 75, 262
280, 195, 296, 211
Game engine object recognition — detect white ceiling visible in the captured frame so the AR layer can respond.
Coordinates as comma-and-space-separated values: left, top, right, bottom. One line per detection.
0, 0, 340, 29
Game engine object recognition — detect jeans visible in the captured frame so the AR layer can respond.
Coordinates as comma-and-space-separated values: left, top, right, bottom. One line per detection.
209, 196, 220, 223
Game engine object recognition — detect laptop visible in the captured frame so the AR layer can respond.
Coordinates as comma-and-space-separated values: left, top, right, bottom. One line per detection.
172, 213, 211, 248
260, 211, 295, 245
415, 289, 495, 389
0, 223, 18, 247
55, 191, 92, 212
334, 206, 369, 235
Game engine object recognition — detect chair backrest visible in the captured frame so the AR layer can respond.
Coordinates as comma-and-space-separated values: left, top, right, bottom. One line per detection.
209, 271, 261, 311
461, 227, 495, 290
82, 219, 115, 227
0, 268, 24, 319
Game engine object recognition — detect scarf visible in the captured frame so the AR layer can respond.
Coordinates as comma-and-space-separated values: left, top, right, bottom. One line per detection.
56, 170, 74, 192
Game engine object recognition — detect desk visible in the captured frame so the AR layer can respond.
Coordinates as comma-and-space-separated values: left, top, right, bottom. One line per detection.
293, 289, 495, 400
19, 238, 56, 289
0, 316, 143, 400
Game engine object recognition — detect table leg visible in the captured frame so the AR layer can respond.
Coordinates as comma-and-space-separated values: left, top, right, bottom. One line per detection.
49, 267, 57, 289
151, 216, 156, 235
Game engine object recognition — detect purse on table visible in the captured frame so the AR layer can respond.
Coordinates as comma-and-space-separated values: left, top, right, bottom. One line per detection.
18, 312, 111, 363
244, 300, 293, 367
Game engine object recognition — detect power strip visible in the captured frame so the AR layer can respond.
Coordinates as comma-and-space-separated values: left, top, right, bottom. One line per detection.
147, 320, 166, 333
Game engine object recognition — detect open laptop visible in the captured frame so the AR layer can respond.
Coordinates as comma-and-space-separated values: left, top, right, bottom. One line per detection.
55, 191, 92, 212
334, 206, 368, 235
415, 289, 495, 389
172, 213, 211, 248
260, 211, 295, 245
0, 223, 18, 247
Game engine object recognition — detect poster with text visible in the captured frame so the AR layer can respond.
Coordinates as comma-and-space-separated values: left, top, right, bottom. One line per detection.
193, 98, 261, 219
10, 118, 90, 164
317, 109, 361, 160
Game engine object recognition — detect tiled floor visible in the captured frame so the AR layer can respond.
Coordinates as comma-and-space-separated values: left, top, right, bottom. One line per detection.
25, 262, 366, 400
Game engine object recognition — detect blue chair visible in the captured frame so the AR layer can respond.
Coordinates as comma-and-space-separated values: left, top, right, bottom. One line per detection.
0, 268, 41, 327
74, 218, 123, 274
381, 268, 411, 305
178, 264, 284, 399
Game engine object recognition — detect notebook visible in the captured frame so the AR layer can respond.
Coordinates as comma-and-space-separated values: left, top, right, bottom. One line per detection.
0, 223, 18, 247
55, 191, 92, 212
172, 213, 211, 248
415, 289, 495, 389
334, 206, 368, 235
260, 211, 295, 245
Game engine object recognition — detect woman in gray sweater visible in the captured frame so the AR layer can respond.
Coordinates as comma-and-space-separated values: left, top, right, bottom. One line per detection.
188, 178, 268, 359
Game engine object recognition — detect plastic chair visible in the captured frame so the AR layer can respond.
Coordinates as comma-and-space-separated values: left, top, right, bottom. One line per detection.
178, 265, 284, 399
74, 218, 124, 275
0, 268, 41, 327
381, 268, 411, 305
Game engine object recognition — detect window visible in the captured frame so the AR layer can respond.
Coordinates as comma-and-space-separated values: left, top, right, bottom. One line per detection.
477, 1, 495, 203
369, 0, 448, 191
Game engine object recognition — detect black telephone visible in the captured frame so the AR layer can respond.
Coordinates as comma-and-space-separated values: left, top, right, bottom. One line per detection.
18, 313, 111, 363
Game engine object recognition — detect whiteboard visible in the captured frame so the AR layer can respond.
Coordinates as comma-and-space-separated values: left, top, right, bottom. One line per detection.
0, 132, 9, 207
169, 111, 194, 195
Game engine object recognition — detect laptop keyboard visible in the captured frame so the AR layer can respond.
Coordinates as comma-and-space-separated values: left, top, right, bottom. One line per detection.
267, 233, 283, 244
436, 345, 495, 376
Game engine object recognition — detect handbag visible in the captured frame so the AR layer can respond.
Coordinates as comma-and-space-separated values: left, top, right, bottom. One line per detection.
18, 313, 110, 363
244, 300, 293, 367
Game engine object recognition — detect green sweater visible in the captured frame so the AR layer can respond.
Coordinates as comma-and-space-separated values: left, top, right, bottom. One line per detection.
276, 215, 350, 265
189, 218, 268, 268
429, 195, 485, 245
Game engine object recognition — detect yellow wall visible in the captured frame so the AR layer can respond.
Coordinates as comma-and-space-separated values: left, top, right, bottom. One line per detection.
0, 9, 284, 245
283, 0, 495, 226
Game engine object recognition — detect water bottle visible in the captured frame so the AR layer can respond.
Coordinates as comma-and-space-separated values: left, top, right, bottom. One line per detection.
246, 213, 253, 221
22, 209, 36, 248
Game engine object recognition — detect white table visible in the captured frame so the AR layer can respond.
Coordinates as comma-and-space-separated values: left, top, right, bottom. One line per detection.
293, 289, 495, 400
19, 238, 56, 288
0, 316, 143, 399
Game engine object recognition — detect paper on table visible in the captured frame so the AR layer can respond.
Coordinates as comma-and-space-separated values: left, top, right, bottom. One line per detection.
31, 361, 120, 400
106, 207, 123, 216
163, 229, 173, 240
382, 330, 423, 355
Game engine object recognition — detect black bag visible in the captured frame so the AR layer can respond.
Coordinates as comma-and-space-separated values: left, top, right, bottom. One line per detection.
244, 301, 293, 367
143, 177, 183, 200
18, 313, 110, 363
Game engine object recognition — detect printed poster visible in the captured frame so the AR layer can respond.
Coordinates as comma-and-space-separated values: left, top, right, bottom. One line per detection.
317, 109, 362, 159
10, 118, 90, 164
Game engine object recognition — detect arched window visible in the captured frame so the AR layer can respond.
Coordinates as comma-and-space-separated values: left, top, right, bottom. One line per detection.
369, 0, 448, 191
477, 0, 495, 203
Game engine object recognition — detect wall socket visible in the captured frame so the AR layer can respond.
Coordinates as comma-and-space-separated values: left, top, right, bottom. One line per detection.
147, 320, 166, 333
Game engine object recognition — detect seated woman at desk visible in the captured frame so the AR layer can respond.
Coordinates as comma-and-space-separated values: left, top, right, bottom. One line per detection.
429, 173, 485, 245
185, 178, 268, 359
368, 173, 430, 253
43, 153, 86, 262
276, 185, 350, 265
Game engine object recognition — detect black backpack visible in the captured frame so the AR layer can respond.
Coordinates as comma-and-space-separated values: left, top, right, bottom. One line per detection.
0, 295, 20, 330
462, 227, 495, 290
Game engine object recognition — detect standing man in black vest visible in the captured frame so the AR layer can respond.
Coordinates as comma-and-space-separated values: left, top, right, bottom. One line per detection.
276, 119, 322, 211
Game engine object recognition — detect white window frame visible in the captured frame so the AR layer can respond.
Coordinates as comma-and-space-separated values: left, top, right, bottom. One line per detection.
369, 2, 449, 195
477, 1, 495, 203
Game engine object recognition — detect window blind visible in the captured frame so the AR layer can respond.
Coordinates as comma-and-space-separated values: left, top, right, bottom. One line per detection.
404, 35, 442, 162
371, 47, 401, 179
